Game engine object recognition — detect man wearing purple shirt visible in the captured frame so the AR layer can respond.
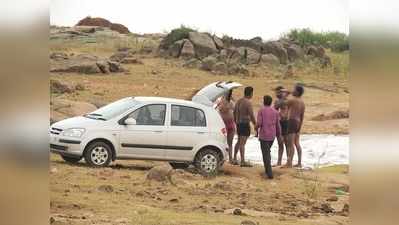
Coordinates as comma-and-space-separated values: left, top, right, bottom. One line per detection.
255, 95, 281, 179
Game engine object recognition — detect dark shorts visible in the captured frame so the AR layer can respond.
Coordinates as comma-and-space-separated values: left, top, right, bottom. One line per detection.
287, 119, 301, 134
280, 120, 289, 136
237, 122, 250, 137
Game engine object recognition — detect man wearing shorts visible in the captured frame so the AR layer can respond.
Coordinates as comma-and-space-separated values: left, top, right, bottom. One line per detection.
273, 86, 290, 166
285, 84, 305, 168
233, 86, 256, 167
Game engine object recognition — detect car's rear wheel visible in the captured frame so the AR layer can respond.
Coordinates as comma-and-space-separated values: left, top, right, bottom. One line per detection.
84, 141, 112, 167
169, 162, 190, 169
61, 155, 82, 164
194, 149, 220, 176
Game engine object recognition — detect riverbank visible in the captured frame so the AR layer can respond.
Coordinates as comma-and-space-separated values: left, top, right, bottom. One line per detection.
50, 154, 349, 225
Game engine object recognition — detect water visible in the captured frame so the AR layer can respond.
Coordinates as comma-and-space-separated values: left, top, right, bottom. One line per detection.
240, 134, 349, 169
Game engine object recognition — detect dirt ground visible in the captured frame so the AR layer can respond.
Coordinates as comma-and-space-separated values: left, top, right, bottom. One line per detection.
51, 55, 349, 134
50, 154, 349, 225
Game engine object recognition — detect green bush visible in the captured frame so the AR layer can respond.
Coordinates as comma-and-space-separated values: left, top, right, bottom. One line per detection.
284, 28, 349, 52
160, 25, 196, 49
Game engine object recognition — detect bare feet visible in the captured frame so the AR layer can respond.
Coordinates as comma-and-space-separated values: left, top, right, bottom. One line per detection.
294, 164, 302, 168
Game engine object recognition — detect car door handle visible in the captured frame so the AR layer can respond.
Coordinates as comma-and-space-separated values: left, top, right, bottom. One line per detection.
197, 132, 206, 134
153, 131, 163, 133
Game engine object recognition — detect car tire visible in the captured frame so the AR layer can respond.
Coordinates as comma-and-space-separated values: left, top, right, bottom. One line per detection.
194, 149, 220, 176
61, 155, 82, 164
169, 162, 190, 169
84, 141, 112, 167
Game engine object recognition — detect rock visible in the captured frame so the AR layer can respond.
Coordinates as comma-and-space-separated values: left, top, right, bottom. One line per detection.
169, 198, 179, 203
76, 16, 130, 34
50, 167, 58, 174
341, 203, 349, 216
50, 80, 74, 94
107, 61, 124, 73
146, 165, 173, 183
233, 208, 243, 215
51, 99, 97, 122
245, 47, 261, 64
75, 53, 99, 61
109, 23, 130, 34
201, 55, 218, 71
307, 45, 325, 58
188, 32, 218, 58
326, 196, 339, 202
320, 203, 334, 213
75, 83, 85, 91
98, 185, 114, 193
168, 39, 185, 58
213, 181, 233, 191
320, 55, 332, 68
241, 220, 258, 225
121, 57, 143, 64
96, 61, 110, 74
259, 54, 280, 66
110, 52, 130, 62
212, 62, 228, 74
50, 52, 69, 60
227, 63, 249, 75
50, 61, 101, 74
287, 44, 304, 62
263, 41, 288, 64
183, 58, 202, 69
179, 40, 195, 59
312, 109, 349, 121
213, 35, 224, 50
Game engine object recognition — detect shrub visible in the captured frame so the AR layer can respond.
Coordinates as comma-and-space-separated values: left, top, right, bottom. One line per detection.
284, 28, 349, 52
160, 25, 196, 49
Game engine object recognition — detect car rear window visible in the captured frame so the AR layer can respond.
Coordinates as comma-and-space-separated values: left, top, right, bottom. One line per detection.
171, 105, 206, 127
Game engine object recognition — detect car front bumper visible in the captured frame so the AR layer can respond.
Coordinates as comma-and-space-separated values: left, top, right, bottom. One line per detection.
49, 134, 83, 158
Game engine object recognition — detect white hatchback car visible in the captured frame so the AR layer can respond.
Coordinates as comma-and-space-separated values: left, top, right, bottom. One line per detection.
50, 81, 242, 175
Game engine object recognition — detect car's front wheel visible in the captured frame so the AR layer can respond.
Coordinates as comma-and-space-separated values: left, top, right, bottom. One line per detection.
194, 149, 220, 176
84, 141, 112, 167
61, 155, 82, 164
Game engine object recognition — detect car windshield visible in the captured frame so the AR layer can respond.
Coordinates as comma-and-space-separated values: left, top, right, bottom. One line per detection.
85, 97, 139, 120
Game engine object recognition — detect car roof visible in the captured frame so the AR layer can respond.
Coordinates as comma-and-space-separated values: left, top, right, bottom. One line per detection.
133, 96, 209, 109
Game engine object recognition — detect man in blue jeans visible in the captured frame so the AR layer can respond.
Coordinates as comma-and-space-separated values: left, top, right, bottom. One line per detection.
255, 95, 281, 179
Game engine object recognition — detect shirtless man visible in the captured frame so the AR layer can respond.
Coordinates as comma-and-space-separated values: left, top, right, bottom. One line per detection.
273, 86, 290, 166
217, 90, 235, 163
233, 86, 256, 167
285, 84, 305, 168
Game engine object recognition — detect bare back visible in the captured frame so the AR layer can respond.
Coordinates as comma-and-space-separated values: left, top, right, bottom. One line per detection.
218, 98, 234, 121
287, 97, 305, 122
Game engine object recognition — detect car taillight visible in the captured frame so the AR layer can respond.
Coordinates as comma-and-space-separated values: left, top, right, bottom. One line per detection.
221, 127, 227, 137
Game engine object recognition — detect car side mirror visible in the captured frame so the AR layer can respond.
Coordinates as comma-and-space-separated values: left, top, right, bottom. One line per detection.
124, 118, 137, 125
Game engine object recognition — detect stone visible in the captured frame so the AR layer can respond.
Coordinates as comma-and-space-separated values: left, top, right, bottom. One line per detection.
212, 62, 228, 74
146, 165, 173, 183
168, 39, 185, 58
213, 35, 224, 50
96, 61, 110, 74
188, 32, 218, 58
50, 79, 74, 94
50, 52, 69, 60
241, 220, 258, 225
227, 63, 249, 75
245, 47, 261, 64
121, 57, 143, 64
233, 208, 243, 215
183, 58, 202, 69
259, 54, 280, 66
287, 44, 305, 62
110, 52, 130, 62
107, 61, 124, 72
98, 185, 114, 193
179, 40, 195, 59
262, 41, 288, 64
327, 196, 339, 202
201, 55, 218, 71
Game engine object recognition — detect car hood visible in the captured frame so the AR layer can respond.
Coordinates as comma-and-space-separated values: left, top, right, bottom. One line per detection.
51, 116, 104, 130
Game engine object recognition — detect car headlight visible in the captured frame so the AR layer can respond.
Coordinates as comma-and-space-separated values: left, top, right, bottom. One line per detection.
61, 128, 85, 138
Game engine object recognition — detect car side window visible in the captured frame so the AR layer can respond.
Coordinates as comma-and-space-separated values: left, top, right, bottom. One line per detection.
129, 104, 166, 125
171, 105, 206, 127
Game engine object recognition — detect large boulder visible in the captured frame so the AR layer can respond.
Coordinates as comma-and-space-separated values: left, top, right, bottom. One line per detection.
50, 79, 74, 94
50, 52, 69, 61
307, 45, 325, 58
245, 47, 261, 64
213, 35, 224, 50
183, 58, 202, 69
146, 165, 173, 183
213, 62, 228, 74
188, 32, 218, 58
227, 63, 249, 75
107, 61, 124, 72
179, 40, 195, 59
50, 61, 101, 74
168, 39, 185, 58
262, 41, 288, 64
201, 55, 218, 71
287, 44, 304, 62
109, 52, 130, 62
259, 54, 280, 66
50, 99, 97, 123
109, 23, 130, 34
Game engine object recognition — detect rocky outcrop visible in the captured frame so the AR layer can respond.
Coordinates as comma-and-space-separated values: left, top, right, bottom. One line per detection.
287, 44, 304, 62
76, 16, 130, 34
50, 98, 97, 123
179, 40, 195, 59
50, 53, 126, 74
188, 32, 218, 58
259, 54, 280, 66
263, 41, 288, 64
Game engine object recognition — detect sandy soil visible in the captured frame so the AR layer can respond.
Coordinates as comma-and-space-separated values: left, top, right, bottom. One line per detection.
50, 154, 349, 225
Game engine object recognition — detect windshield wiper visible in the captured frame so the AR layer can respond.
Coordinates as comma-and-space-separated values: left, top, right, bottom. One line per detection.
84, 114, 107, 121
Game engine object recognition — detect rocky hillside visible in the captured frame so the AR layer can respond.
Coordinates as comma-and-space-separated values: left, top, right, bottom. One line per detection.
157, 29, 332, 75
